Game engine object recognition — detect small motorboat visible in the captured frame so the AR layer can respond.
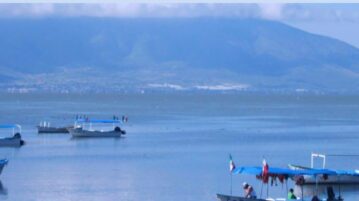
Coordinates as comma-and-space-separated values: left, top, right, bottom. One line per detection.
0, 124, 25, 147
68, 119, 126, 138
289, 153, 359, 185
0, 159, 8, 176
37, 121, 72, 134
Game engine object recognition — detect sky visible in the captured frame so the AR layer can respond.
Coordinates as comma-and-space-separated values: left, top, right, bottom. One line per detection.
0, 3, 359, 47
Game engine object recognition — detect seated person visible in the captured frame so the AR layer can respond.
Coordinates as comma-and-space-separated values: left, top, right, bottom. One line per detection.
243, 182, 257, 199
288, 188, 297, 199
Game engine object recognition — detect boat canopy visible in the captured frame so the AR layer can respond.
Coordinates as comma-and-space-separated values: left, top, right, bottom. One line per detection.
233, 166, 358, 176
76, 119, 121, 124
0, 124, 21, 129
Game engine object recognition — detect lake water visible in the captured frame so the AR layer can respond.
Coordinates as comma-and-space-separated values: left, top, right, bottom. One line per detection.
1, 93, 359, 201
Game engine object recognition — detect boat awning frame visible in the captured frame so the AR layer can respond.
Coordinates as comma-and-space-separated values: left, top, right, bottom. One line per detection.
0, 124, 21, 133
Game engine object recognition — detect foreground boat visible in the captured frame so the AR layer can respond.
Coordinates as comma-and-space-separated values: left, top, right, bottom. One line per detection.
0, 124, 25, 147
217, 155, 346, 201
68, 119, 126, 138
0, 159, 8, 176
289, 164, 359, 185
289, 153, 359, 185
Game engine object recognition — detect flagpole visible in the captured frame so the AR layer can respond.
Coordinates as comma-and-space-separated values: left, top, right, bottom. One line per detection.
229, 154, 235, 196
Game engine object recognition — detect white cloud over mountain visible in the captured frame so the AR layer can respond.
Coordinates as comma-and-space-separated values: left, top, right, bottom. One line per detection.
0, 3, 359, 24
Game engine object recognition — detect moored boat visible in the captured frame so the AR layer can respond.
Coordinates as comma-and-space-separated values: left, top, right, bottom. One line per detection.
37, 121, 72, 134
289, 153, 359, 185
0, 124, 25, 147
37, 126, 70, 133
68, 119, 126, 138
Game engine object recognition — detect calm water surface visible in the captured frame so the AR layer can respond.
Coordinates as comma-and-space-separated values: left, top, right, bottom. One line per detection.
0, 93, 359, 201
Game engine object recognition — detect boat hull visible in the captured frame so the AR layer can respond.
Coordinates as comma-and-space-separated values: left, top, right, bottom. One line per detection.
0, 136, 24, 147
289, 164, 359, 184
302, 175, 359, 185
216, 194, 266, 201
68, 128, 125, 138
37, 126, 71, 134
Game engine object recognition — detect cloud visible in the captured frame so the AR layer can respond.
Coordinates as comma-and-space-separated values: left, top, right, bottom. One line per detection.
0, 3, 359, 23
258, 3, 285, 20
0, 3, 262, 18
0, 4, 55, 16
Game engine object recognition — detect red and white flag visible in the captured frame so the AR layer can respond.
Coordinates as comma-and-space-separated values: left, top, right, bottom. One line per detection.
229, 154, 236, 173
262, 159, 269, 183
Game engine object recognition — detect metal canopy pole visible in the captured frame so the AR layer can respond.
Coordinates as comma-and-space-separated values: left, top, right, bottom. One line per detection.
230, 173, 233, 195
285, 179, 288, 198
301, 184, 304, 201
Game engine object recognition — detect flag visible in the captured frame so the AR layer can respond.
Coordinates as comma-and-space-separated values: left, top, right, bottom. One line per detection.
229, 154, 236, 173
262, 159, 269, 183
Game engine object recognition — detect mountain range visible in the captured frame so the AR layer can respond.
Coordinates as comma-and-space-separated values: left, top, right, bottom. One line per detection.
1, 17, 359, 93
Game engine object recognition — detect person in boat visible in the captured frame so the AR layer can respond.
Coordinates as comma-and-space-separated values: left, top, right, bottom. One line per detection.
327, 186, 336, 201
311, 195, 320, 201
288, 188, 297, 199
243, 182, 257, 199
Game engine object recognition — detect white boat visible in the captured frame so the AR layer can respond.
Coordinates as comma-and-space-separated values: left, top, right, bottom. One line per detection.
289, 164, 359, 185
68, 119, 126, 138
0, 159, 8, 176
289, 153, 359, 185
0, 124, 25, 147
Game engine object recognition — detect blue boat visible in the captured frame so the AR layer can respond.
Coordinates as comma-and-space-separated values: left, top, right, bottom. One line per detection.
217, 156, 345, 201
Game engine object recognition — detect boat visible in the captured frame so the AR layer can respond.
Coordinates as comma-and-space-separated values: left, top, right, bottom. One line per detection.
288, 153, 359, 185
0, 124, 25, 147
37, 121, 72, 134
68, 119, 126, 138
0, 159, 8, 176
217, 155, 345, 201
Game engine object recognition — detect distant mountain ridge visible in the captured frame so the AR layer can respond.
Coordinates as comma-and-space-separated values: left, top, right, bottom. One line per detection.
1, 17, 359, 93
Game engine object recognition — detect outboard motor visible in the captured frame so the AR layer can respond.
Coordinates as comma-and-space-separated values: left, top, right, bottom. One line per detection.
114, 127, 126, 135
114, 126, 122, 132
14, 133, 25, 146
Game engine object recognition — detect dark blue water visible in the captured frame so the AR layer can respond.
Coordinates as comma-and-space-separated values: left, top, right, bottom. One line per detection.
0, 93, 359, 201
